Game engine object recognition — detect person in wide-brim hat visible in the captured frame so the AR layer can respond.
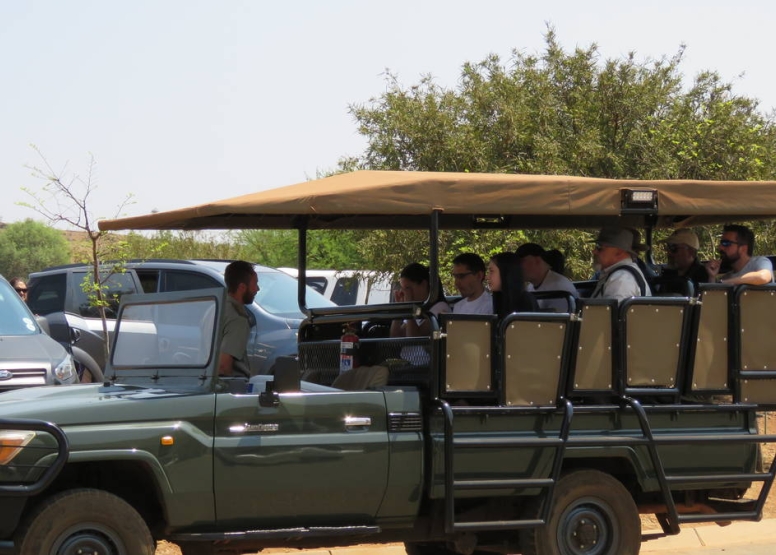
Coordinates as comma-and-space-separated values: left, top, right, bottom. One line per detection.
590, 227, 652, 301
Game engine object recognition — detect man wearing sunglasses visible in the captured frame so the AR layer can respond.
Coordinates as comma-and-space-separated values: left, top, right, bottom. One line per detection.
451, 253, 492, 315
661, 230, 709, 290
705, 224, 774, 285
590, 227, 652, 302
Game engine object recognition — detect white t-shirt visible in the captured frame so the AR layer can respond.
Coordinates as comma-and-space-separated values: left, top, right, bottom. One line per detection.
526, 270, 579, 312
453, 291, 493, 315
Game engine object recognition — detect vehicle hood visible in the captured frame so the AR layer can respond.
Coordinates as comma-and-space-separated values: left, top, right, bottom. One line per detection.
0, 383, 214, 426
0, 334, 68, 364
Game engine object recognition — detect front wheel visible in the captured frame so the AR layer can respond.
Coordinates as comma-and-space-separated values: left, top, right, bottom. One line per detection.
521, 469, 641, 555
15, 488, 154, 555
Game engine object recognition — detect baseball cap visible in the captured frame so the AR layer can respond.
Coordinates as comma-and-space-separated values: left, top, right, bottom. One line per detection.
665, 229, 700, 250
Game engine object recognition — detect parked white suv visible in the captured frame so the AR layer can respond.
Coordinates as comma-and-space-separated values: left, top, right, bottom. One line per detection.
279, 269, 393, 305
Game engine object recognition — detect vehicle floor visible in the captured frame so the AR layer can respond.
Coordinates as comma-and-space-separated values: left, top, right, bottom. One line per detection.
155, 412, 776, 555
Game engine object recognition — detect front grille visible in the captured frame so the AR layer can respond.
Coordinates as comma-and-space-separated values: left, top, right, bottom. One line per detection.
0, 367, 48, 389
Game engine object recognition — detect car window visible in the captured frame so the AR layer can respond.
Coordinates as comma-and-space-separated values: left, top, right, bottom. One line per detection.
27, 273, 67, 315
255, 271, 333, 318
0, 280, 38, 336
135, 269, 161, 293
305, 277, 328, 295
163, 270, 221, 292
72, 271, 139, 319
331, 277, 359, 306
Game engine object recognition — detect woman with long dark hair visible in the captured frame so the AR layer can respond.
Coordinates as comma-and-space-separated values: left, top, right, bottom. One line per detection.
488, 252, 537, 318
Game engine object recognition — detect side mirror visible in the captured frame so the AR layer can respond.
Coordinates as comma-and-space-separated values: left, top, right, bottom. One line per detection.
259, 380, 279, 408
258, 359, 301, 408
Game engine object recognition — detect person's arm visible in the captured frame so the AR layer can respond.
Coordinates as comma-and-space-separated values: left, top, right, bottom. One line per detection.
720, 269, 773, 285
218, 353, 235, 376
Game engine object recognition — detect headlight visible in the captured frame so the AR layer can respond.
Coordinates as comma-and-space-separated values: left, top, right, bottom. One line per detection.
54, 354, 76, 383
0, 431, 36, 465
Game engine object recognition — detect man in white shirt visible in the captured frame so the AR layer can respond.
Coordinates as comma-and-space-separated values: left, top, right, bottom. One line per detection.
516, 243, 578, 312
451, 253, 492, 315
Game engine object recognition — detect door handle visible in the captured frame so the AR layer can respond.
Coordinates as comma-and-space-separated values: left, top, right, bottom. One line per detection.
344, 416, 371, 428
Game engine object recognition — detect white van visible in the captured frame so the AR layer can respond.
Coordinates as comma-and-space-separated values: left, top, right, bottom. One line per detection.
279, 269, 393, 306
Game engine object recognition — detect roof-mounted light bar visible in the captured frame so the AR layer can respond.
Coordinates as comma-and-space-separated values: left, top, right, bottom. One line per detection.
621, 189, 658, 214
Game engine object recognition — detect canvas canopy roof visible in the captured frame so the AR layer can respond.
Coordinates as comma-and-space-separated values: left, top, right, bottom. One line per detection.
99, 170, 776, 232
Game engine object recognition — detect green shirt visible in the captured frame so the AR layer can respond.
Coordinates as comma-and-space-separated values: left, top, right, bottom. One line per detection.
221, 295, 251, 375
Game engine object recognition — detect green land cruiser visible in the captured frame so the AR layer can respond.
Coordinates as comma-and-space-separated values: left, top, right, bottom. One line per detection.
2, 171, 776, 555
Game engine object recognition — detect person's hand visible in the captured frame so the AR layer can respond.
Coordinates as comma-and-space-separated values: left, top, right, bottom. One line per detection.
704, 259, 721, 281
394, 289, 405, 303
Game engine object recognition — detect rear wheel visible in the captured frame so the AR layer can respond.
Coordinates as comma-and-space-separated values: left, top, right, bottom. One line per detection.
521, 470, 641, 555
15, 488, 154, 555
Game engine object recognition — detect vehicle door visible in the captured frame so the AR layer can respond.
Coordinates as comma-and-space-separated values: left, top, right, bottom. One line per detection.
213, 387, 390, 527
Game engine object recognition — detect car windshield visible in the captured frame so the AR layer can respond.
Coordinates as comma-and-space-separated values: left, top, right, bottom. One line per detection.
112, 296, 217, 369
254, 270, 333, 318
0, 280, 38, 336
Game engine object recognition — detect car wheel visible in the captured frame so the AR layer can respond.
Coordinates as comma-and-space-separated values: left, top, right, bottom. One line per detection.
15, 488, 154, 555
520, 469, 641, 555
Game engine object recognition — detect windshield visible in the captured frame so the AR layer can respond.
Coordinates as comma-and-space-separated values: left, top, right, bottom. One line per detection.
112, 297, 216, 368
254, 270, 334, 318
0, 279, 39, 336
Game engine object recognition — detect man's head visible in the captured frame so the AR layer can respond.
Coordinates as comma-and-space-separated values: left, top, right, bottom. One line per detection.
664, 229, 700, 272
592, 227, 635, 271
515, 243, 550, 286
224, 261, 259, 305
451, 253, 486, 300
718, 224, 754, 267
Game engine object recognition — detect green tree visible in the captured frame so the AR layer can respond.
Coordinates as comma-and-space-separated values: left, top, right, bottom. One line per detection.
344, 29, 776, 276
0, 219, 71, 278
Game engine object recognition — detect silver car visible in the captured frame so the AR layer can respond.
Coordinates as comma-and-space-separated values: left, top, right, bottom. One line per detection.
0, 275, 77, 390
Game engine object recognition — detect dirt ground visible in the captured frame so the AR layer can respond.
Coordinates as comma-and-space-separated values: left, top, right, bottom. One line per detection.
154, 412, 776, 555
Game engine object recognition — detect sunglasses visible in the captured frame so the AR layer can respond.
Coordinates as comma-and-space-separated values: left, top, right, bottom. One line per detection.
14, 287, 27, 293
719, 239, 742, 248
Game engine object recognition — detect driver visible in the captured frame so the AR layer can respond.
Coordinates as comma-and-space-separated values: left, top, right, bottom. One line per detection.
219, 261, 259, 377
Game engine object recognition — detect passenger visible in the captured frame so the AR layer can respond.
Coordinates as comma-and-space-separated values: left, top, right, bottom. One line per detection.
487, 252, 538, 319
705, 224, 774, 285
629, 229, 659, 281
390, 263, 450, 338
451, 253, 492, 315
544, 249, 566, 275
9, 277, 28, 302
515, 243, 578, 312
219, 260, 259, 377
660, 229, 709, 290
590, 227, 652, 302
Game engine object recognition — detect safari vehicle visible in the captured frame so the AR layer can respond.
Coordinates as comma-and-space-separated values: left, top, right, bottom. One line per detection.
2, 172, 776, 555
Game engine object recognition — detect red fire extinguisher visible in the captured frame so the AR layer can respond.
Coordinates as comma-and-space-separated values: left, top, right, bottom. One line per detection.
340, 324, 360, 374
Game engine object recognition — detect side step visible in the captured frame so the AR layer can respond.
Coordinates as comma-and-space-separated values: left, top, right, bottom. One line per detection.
170, 525, 381, 543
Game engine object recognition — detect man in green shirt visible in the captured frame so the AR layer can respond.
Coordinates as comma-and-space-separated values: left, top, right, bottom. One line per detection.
218, 261, 259, 377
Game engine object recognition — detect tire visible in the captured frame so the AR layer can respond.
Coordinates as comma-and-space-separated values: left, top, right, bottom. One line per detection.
15, 488, 154, 555
73, 347, 104, 383
521, 470, 641, 555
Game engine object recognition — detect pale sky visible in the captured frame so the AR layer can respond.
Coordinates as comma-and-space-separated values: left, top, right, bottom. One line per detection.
2, 0, 775, 227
